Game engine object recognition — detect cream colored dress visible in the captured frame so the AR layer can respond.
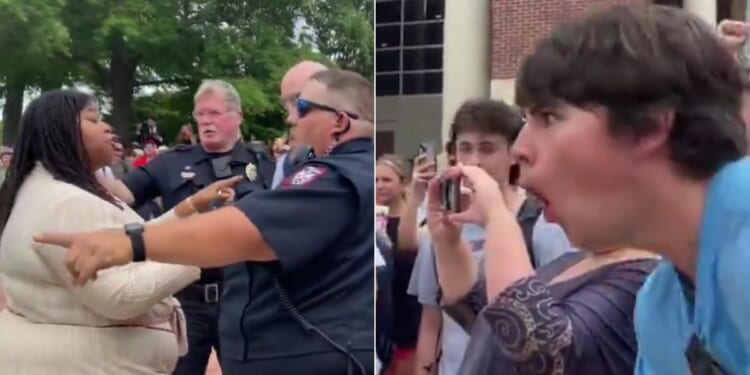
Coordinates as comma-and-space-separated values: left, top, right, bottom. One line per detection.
0, 165, 200, 374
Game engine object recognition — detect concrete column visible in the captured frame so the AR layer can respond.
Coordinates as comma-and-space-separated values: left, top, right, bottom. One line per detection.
490, 79, 515, 104
441, 0, 491, 148
684, 0, 717, 27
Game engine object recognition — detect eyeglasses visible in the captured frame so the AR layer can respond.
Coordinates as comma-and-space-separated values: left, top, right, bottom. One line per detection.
296, 98, 359, 120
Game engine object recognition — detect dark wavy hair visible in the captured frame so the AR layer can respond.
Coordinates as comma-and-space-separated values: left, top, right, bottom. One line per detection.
516, 4, 745, 179
0, 89, 120, 235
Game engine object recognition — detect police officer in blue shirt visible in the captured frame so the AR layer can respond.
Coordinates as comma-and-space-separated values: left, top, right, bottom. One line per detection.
99, 79, 275, 375
37, 69, 376, 375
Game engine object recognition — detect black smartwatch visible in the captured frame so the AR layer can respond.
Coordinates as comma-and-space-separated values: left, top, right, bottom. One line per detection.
124, 223, 146, 262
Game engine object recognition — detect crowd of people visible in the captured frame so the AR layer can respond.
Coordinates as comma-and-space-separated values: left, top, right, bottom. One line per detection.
376, 4, 750, 375
0, 60, 375, 375
3, 2, 750, 375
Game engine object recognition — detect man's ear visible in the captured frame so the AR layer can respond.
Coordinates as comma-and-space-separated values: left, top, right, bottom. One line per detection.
329, 112, 348, 137
634, 110, 674, 157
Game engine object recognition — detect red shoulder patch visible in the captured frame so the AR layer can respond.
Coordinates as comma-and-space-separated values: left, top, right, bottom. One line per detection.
281, 166, 328, 187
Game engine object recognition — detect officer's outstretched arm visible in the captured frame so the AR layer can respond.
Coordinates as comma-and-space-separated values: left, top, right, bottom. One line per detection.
138, 206, 275, 267
137, 164, 357, 270
33, 205, 275, 285
34, 164, 357, 282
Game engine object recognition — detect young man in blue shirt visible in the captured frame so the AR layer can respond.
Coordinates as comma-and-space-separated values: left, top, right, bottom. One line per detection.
511, 4, 749, 374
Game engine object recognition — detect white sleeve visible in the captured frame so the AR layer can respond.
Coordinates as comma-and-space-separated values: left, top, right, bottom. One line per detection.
36, 196, 199, 320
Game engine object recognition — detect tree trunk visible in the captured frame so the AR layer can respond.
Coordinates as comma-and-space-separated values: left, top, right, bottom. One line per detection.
107, 37, 139, 143
2, 78, 26, 147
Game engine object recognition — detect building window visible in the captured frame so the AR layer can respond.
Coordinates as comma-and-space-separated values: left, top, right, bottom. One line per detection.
403, 23, 443, 46
376, 130, 396, 157
717, 0, 732, 23
376, 1, 402, 23
376, 25, 401, 48
377, 50, 401, 72
376, 74, 400, 96
402, 47, 442, 71
376, 0, 445, 96
402, 72, 442, 94
404, 0, 444, 21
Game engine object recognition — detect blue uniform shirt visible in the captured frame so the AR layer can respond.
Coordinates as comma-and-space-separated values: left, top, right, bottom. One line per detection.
635, 157, 750, 375
220, 138, 374, 372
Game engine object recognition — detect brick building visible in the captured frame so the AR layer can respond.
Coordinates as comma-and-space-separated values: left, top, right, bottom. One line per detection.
375, 0, 748, 157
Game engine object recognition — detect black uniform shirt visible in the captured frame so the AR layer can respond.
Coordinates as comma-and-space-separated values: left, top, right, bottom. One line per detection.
219, 138, 374, 364
122, 142, 274, 283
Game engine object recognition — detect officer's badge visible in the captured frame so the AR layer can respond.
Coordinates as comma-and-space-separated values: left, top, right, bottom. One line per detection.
245, 163, 257, 181
180, 166, 195, 180
283, 166, 327, 186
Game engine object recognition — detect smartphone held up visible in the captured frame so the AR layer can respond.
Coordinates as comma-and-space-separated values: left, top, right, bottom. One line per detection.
440, 176, 462, 214
418, 142, 434, 159
417, 142, 437, 171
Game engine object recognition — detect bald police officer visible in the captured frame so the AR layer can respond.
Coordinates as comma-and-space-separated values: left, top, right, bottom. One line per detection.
272, 61, 329, 186
38, 69, 376, 375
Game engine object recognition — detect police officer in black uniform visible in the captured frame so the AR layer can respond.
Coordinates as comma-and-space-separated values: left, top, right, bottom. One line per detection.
103, 79, 275, 375
37, 69, 375, 375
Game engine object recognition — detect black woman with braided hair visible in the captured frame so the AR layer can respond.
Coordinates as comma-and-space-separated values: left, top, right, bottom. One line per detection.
0, 89, 242, 374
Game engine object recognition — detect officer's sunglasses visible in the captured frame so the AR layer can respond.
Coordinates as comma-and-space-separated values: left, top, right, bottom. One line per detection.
296, 98, 359, 120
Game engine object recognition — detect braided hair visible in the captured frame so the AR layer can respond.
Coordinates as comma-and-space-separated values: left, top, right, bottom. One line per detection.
0, 89, 120, 236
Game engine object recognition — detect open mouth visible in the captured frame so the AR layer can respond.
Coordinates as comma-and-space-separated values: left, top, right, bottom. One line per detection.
526, 186, 558, 223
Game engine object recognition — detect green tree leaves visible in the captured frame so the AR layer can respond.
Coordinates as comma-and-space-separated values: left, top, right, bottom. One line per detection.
0, 0, 374, 145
